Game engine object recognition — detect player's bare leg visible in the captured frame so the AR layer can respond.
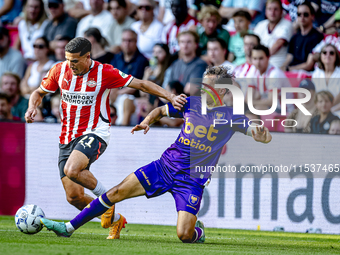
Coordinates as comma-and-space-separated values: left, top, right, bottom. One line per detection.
62, 177, 94, 210
63, 150, 97, 190
176, 211, 205, 243
106, 173, 146, 202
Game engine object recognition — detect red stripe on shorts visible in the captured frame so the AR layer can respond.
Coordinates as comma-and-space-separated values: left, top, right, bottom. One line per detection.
96, 142, 102, 160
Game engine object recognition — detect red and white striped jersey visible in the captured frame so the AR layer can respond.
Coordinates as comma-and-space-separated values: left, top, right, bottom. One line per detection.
234, 62, 257, 93
162, 14, 199, 54
40, 60, 133, 145
249, 64, 287, 96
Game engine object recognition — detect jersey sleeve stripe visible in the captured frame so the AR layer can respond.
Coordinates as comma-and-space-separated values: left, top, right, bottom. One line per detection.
123, 76, 134, 87
40, 85, 56, 93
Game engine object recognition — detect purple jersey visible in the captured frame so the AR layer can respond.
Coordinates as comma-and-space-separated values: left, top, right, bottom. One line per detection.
161, 96, 249, 186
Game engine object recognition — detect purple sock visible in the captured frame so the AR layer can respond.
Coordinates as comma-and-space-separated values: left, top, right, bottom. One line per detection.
192, 227, 204, 242
70, 193, 114, 230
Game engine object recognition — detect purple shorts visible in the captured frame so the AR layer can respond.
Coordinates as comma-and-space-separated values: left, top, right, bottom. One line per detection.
134, 159, 204, 216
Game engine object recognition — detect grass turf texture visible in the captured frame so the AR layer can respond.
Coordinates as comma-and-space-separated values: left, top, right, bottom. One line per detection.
1, 216, 340, 255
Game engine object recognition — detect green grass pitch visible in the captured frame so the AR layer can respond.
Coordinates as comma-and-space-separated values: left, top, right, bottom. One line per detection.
1, 216, 340, 254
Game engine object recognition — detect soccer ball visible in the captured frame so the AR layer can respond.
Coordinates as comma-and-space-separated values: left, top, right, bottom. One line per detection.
15, 205, 45, 234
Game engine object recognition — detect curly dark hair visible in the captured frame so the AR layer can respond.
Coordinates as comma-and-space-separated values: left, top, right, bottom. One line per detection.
65, 37, 91, 56
204, 65, 234, 82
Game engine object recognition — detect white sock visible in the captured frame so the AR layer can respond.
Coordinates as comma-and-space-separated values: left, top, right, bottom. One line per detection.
65, 222, 75, 233
91, 180, 106, 197
113, 213, 120, 222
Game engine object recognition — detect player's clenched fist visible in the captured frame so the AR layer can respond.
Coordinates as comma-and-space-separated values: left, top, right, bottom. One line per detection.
170, 93, 187, 110
25, 108, 37, 123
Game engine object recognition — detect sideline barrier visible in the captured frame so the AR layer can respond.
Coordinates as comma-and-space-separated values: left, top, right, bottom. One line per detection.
4, 123, 340, 233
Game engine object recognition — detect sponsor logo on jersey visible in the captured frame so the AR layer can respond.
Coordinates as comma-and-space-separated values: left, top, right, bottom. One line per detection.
87, 79, 97, 87
62, 92, 95, 105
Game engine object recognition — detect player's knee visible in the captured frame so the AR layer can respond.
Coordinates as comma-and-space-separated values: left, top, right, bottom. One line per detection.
177, 229, 193, 243
64, 166, 80, 181
66, 193, 83, 206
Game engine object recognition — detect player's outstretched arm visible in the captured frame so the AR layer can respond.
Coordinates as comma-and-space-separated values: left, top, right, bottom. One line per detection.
247, 126, 272, 144
25, 87, 48, 123
131, 106, 167, 135
127, 78, 187, 110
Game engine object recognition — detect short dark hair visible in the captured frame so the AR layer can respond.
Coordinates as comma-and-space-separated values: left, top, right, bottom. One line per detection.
85, 27, 108, 48
0, 92, 10, 104
208, 37, 227, 50
232, 10, 252, 21
65, 37, 91, 56
122, 28, 138, 39
57, 35, 72, 42
110, 0, 127, 8
297, 1, 315, 16
252, 44, 270, 57
244, 33, 261, 45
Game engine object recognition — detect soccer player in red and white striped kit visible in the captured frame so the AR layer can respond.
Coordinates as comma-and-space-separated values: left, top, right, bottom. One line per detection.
25, 37, 187, 239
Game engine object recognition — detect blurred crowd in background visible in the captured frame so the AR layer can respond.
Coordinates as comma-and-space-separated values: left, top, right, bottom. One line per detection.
0, 0, 340, 135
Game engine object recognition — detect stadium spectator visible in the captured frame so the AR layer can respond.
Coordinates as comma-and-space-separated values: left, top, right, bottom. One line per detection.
54, 36, 71, 62
76, 0, 115, 46
68, 0, 91, 19
161, 0, 199, 54
248, 45, 291, 111
20, 37, 55, 96
310, 0, 340, 29
131, 0, 163, 59
108, 0, 135, 54
329, 119, 340, 134
234, 33, 260, 77
309, 90, 339, 134
109, 104, 117, 125
281, 2, 324, 72
167, 30, 207, 95
158, 0, 194, 25
0, 92, 21, 121
312, 44, 340, 98
0, 27, 25, 78
84, 28, 114, 64
143, 43, 171, 86
227, 10, 251, 66
43, 0, 77, 51
196, 5, 229, 56
189, 0, 222, 17
0, 72, 28, 121
219, 0, 266, 29
281, 0, 303, 23
16, 0, 48, 61
207, 38, 234, 71
285, 79, 318, 133
0, 0, 22, 25
254, 0, 293, 68
50, 95, 61, 123
111, 29, 149, 79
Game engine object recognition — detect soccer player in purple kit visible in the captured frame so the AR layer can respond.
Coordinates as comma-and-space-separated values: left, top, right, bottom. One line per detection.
41, 66, 272, 243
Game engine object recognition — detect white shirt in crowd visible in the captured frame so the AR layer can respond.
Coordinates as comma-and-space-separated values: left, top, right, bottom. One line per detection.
108, 16, 135, 47
131, 18, 164, 59
312, 66, 340, 97
254, 18, 293, 68
76, 10, 115, 46
18, 19, 49, 60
